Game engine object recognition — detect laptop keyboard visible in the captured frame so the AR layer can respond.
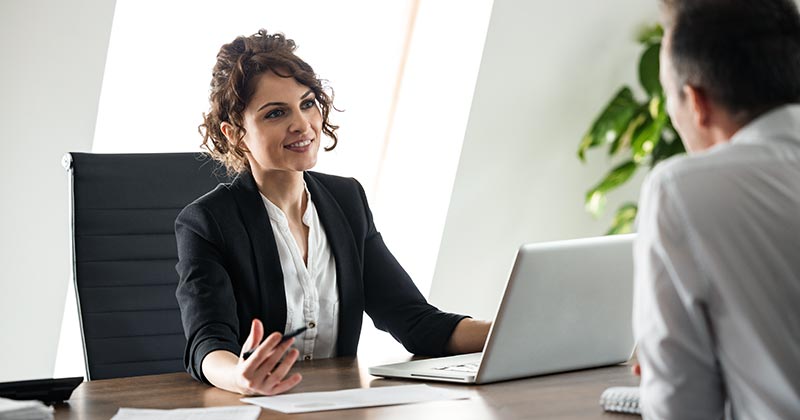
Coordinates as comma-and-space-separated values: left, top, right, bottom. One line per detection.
432, 362, 479, 373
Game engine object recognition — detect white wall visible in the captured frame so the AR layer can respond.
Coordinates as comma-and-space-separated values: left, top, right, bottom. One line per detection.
0, 0, 116, 381
429, 0, 658, 319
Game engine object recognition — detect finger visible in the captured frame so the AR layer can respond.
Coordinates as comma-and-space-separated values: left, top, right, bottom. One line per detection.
246, 344, 297, 393
266, 348, 300, 386
241, 319, 265, 357
266, 373, 303, 396
254, 336, 296, 375
242, 332, 283, 373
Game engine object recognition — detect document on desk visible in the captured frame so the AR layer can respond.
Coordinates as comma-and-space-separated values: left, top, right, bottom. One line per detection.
110, 405, 261, 420
241, 384, 473, 414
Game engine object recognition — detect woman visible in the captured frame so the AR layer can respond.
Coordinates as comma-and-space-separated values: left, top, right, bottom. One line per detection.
175, 29, 490, 396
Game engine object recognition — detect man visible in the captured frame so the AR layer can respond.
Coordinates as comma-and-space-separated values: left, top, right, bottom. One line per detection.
633, 0, 800, 418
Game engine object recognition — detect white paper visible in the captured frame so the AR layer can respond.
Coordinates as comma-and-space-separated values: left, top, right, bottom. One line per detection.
241, 384, 472, 414
110, 405, 261, 420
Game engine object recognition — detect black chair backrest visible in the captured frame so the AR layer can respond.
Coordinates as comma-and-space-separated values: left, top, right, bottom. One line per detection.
63, 152, 230, 380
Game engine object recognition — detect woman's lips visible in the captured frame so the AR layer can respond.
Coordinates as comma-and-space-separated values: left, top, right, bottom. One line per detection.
284, 138, 313, 151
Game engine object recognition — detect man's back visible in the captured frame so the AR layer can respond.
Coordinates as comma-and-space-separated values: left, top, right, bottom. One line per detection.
634, 105, 800, 419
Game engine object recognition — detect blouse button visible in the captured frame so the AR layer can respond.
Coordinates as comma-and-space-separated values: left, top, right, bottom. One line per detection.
304, 355, 312, 361
308, 321, 316, 329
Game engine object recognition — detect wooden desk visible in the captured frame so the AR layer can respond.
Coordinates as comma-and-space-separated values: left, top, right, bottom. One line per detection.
54, 358, 639, 419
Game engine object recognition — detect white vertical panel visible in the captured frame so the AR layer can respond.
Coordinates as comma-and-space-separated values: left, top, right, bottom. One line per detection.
0, 0, 116, 381
430, 0, 659, 320
359, 0, 494, 361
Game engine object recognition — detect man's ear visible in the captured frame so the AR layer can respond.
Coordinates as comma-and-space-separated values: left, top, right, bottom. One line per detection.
684, 84, 712, 128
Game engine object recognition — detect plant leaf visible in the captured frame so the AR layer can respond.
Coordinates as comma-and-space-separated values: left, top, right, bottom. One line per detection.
636, 24, 663, 46
589, 160, 638, 194
639, 42, 662, 97
650, 123, 686, 168
585, 160, 638, 217
609, 106, 647, 157
585, 190, 607, 218
648, 95, 662, 120
631, 114, 666, 162
578, 87, 639, 162
606, 202, 638, 235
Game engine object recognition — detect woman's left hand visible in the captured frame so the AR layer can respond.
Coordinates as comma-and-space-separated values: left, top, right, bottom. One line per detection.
446, 318, 492, 354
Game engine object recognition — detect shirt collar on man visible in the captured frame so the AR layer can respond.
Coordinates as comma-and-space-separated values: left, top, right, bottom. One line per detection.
729, 103, 800, 146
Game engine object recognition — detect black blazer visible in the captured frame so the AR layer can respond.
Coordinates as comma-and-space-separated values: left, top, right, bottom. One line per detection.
175, 171, 466, 383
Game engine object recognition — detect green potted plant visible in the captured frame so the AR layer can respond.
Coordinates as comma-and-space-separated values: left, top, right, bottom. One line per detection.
577, 24, 686, 234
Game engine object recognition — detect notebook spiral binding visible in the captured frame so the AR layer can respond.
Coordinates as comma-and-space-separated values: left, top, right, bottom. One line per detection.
599, 386, 641, 415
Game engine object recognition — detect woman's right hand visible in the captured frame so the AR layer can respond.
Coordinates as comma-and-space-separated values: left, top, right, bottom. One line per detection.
233, 319, 303, 396
201, 319, 303, 396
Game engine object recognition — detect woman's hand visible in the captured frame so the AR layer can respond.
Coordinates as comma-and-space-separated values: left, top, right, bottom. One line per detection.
630, 346, 641, 376
631, 362, 641, 376
202, 319, 302, 396
446, 318, 492, 354
235, 319, 302, 395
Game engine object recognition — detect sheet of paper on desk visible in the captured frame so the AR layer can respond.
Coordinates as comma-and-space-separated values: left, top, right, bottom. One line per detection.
241, 384, 473, 414
110, 405, 261, 420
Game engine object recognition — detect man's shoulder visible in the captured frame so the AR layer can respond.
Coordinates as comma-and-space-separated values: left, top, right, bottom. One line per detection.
647, 144, 741, 189
643, 142, 782, 226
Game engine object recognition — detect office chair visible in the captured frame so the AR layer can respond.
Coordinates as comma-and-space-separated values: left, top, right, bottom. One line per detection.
63, 152, 230, 380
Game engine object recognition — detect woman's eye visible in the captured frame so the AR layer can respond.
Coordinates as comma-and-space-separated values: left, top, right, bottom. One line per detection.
301, 99, 316, 109
265, 109, 284, 119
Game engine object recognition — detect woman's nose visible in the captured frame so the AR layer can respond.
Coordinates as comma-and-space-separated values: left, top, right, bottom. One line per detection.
288, 109, 311, 133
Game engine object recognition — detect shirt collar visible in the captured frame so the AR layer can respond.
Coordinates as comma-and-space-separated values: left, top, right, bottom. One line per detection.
730, 103, 800, 146
260, 180, 313, 225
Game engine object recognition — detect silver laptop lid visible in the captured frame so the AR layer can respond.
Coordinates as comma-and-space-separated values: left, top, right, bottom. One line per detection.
475, 234, 635, 384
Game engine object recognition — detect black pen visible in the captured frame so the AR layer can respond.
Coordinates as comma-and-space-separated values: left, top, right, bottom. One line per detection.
241, 326, 308, 360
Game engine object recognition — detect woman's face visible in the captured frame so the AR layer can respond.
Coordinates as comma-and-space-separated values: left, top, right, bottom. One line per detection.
234, 70, 323, 175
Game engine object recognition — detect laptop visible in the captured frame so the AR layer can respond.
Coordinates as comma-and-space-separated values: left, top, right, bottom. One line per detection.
369, 234, 636, 384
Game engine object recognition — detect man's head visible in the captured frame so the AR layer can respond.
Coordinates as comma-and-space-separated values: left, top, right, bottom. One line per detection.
659, 0, 800, 152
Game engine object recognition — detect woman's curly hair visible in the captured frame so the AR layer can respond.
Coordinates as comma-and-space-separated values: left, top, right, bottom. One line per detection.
199, 29, 339, 175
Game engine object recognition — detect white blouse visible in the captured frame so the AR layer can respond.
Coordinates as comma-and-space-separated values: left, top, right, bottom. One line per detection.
261, 186, 339, 361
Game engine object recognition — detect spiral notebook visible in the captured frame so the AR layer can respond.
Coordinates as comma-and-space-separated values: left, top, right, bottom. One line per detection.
599, 386, 641, 415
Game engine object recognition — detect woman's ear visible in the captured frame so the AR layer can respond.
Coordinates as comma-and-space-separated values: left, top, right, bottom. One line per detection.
220, 122, 236, 143
220, 122, 249, 152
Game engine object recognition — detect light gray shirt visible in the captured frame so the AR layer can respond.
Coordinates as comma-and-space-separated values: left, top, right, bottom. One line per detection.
633, 104, 800, 420
261, 186, 339, 361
